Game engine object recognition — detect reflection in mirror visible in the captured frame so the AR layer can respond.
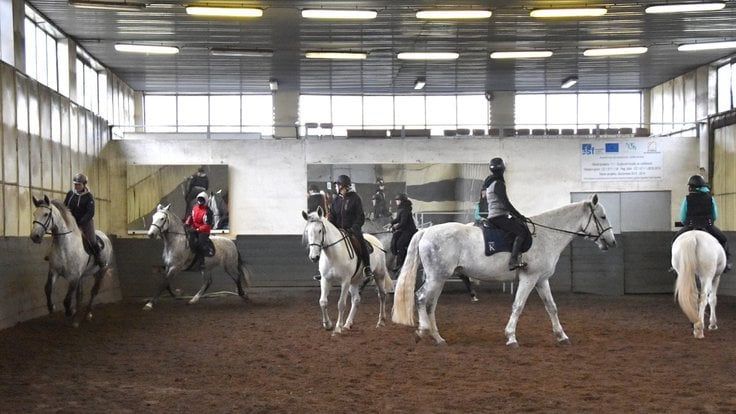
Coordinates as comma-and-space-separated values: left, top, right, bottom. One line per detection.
127, 165, 229, 233
307, 163, 489, 230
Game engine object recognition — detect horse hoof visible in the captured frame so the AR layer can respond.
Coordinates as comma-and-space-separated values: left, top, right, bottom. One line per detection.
323, 323, 332, 331
376, 321, 385, 328
471, 296, 479, 302
709, 324, 718, 331
436, 340, 448, 347
413, 330, 423, 343
506, 341, 519, 348
86, 312, 93, 322
72, 320, 80, 328
558, 338, 571, 346
143, 303, 153, 311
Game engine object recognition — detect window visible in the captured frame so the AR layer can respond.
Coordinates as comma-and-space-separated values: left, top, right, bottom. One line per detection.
210, 95, 241, 132
177, 95, 209, 133
717, 63, 733, 113
242, 95, 273, 136
145, 95, 176, 133
426, 96, 456, 135
395, 96, 426, 129
363, 96, 394, 129
515, 94, 545, 129
24, 15, 59, 91
546, 94, 577, 130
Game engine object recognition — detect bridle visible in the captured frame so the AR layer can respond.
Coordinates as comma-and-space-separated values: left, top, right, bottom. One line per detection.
150, 210, 187, 236
33, 204, 72, 237
527, 202, 613, 242
307, 219, 354, 257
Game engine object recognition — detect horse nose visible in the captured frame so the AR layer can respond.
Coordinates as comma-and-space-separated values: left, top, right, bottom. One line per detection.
30, 234, 41, 244
311, 255, 320, 263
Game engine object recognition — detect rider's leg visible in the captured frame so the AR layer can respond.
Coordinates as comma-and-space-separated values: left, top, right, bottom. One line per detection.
509, 234, 527, 271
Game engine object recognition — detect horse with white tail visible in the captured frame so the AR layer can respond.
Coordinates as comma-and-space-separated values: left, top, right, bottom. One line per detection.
392, 195, 616, 347
145, 204, 250, 310
30, 195, 114, 326
672, 230, 726, 338
302, 207, 393, 335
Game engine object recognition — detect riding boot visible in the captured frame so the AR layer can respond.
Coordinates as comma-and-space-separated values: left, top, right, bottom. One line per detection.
508, 236, 527, 271
724, 243, 732, 273
90, 244, 106, 268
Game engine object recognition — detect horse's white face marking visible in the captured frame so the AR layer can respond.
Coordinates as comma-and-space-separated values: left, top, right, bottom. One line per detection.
30, 205, 52, 243
147, 210, 168, 239
590, 202, 617, 250
304, 218, 323, 262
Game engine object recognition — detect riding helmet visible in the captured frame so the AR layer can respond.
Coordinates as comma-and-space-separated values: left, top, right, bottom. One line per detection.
394, 193, 408, 201
687, 174, 707, 189
376, 177, 384, 186
334, 175, 352, 187
489, 158, 506, 175
73, 173, 88, 185
196, 191, 209, 204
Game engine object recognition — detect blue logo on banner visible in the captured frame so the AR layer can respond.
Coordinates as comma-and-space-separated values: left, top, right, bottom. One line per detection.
605, 143, 619, 153
581, 143, 594, 155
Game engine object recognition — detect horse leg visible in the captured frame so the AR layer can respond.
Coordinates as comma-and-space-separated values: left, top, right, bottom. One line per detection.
504, 276, 536, 347
319, 279, 332, 331
333, 282, 351, 335
144, 268, 179, 311
343, 283, 361, 331
45, 270, 58, 314
84, 269, 106, 322
424, 280, 447, 345
415, 277, 446, 345
708, 274, 721, 331
375, 274, 388, 328
694, 278, 709, 339
535, 278, 570, 345
63, 279, 78, 318
71, 280, 85, 327
456, 270, 478, 302
189, 269, 213, 305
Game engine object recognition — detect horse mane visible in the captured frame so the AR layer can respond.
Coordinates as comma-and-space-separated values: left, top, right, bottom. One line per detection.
531, 199, 587, 221
49, 199, 81, 233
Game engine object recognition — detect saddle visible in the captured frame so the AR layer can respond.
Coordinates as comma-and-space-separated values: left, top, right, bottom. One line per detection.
347, 233, 372, 266
480, 220, 532, 257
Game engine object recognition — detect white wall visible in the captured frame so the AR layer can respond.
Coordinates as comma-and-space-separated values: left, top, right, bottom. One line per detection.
108, 135, 698, 236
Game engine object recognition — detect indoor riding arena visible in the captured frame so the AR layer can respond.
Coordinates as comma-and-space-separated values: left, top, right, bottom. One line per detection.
2, 1, 736, 412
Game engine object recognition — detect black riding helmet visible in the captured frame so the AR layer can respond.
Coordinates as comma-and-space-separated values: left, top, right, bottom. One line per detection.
688, 174, 707, 190
394, 193, 408, 201
73, 173, 88, 185
489, 157, 505, 175
334, 174, 352, 187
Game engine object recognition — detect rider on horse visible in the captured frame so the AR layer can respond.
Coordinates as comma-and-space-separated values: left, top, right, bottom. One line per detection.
371, 178, 390, 220
485, 158, 530, 271
185, 191, 214, 270
673, 174, 732, 273
64, 172, 105, 268
330, 174, 373, 282
390, 193, 418, 275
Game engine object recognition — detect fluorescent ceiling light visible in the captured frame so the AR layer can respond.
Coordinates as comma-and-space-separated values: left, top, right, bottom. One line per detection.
210, 48, 273, 57
414, 77, 426, 90
583, 46, 648, 57
69, 0, 145, 11
305, 51, 368, 60
678, 41, 736, 51
645, 2, 725, 14
114, 44, 179, 54
530, 8, 607, 18
185, 6, 263, 18
302, 9, 377, 19
416, 10, 492, 19
397, 52, 459, 60
269, 79, 278, 91
561, 76, 578, 89
490, 50, 553, 59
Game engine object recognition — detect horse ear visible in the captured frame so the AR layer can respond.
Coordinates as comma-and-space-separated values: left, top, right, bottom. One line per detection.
44, 195, 50, 205
302, 210, 309, 221
316, 206, 324, 218
592, 194, 599, 206
156, 204, 163, 211
164, 204, 171, 211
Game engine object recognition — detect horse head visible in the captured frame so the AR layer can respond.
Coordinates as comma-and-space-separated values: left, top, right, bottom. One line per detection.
148, 204, 172, 239
30, 195, 53, 243
585, 194, 617, 251
302, 208, 325, 262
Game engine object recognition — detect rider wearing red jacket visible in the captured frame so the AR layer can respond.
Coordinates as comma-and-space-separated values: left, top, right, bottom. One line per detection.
185, 191, 214, 269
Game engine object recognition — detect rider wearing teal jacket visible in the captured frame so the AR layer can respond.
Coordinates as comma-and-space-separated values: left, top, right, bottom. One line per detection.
673, 174, 731, 273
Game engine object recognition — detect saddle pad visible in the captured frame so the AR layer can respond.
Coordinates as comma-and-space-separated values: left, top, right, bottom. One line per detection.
482, 226, 510, 256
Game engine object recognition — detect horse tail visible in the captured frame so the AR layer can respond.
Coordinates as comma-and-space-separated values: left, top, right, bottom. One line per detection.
674, 234, 699, 324
238, 250, 252, 287
392, 229, 425, 326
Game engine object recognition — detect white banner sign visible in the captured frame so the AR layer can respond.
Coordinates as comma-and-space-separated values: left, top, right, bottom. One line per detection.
581, 139, 663, 181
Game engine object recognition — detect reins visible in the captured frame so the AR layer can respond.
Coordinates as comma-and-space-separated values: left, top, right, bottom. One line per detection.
526, 203, 612, 242
33, 204, 73, 237
307, 219, 355, 259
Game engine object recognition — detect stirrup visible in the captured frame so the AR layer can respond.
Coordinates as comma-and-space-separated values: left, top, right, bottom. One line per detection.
508, 261, 527, 271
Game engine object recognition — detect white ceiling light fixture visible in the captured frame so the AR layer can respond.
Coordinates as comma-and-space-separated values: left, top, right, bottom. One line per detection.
414, 77, 426, 90
397, 52, 459, 60
210, 48, 274, 57
305, 51, 368, 60
69, 0, 145, 11
645, 2, 725, 14
583, 46, 648, 57
490, 50, 553, 59
114, 44, 179, 54
530, 8, 607, 18
416, 10, 492, 19
678, 41, 736, 51
561, 76, 578, 89
302, 9, 377, 19
185, 6, 263, 18
269, 79, 279, 91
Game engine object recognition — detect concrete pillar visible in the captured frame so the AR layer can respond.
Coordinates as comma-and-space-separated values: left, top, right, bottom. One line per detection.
490, 91, 515, 129
273, 89, 299, 139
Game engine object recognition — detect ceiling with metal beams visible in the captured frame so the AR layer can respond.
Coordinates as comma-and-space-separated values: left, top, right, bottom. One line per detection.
25, 0, 736, 95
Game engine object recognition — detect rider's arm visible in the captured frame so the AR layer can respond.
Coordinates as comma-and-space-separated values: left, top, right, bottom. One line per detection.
679, 198, 687, 223
712, 198, 719, 221
494, 181, 524, 219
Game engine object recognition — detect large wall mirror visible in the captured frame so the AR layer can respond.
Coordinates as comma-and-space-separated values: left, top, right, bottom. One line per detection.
307, 163, 488, 230
127, 164, 229, 233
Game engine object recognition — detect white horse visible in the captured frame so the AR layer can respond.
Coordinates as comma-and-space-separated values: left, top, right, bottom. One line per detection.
672, 230, 726, 339
392, 195, 616, 347
30, 195, 114, 326
302, 208, 392, 335
145, 204, 250, 310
